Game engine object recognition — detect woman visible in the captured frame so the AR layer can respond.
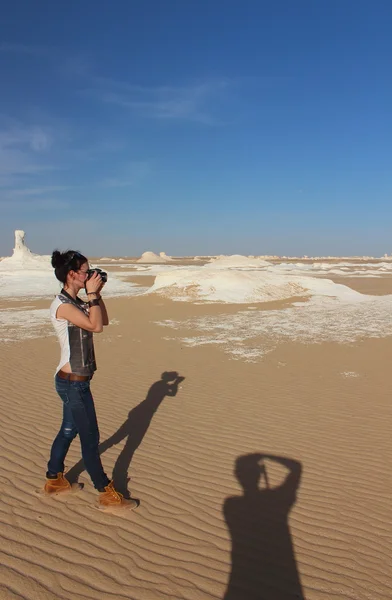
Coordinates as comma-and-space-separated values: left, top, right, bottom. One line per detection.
45, 249, 137, 509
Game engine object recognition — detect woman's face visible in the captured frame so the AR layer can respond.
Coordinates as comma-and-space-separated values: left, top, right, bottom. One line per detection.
70, 260, 89, 290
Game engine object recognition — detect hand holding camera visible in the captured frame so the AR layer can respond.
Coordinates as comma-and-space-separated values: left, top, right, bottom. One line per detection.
85, 269, 107, 294
87, 268, 107, 283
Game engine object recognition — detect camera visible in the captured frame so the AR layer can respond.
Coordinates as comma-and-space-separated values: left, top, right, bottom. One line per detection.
86, 268, 108, 283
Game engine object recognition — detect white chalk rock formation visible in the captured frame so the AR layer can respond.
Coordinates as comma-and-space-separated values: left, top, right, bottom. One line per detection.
149, 268, 363, 304
0, 230, 50, 271
205, 254, 271, 269
136, 251, 171, 263
159, 251, 173, 261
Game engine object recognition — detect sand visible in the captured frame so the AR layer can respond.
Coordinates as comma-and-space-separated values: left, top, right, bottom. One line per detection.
1, 287, 392, 599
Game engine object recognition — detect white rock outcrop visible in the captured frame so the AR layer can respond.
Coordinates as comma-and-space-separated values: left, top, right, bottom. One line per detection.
136, 251, 171, 263
159, 251, 173, 261
205, 254, 271, 269
0, 230, 50, 271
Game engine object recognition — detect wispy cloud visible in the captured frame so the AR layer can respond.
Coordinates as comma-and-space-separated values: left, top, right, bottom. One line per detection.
0, 198, 69, 211
0, 147, 53, 177
84, 77, 232, 124
1, 44, 236, 125
0, 121, 54, 180
98, 160, 152, 188
4, 185, 69, 198
0, 42, 49, 57
0, 127, 52, 151
0, 119, 64, 212
0, 112, 154, 218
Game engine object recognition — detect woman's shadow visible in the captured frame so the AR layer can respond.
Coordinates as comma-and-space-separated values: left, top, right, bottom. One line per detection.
66, 371, 185, 498
223, 453, 304, 600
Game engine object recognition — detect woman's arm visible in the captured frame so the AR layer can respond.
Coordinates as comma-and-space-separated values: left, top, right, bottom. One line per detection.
92, 281, 109, 326
98, 297, 109, 326
56, 302, 103, 333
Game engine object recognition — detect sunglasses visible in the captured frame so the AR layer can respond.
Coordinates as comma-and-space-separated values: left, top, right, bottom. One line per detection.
66, 251, 85, 264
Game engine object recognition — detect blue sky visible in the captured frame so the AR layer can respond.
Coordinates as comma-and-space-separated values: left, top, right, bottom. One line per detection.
1, 0, 392, 257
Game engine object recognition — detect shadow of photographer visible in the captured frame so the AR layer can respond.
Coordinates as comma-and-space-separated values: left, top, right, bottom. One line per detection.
223, 453, 304, 600
66, 371, 185, 497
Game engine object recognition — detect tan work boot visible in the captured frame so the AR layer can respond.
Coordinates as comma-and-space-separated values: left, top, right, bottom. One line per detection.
98, 481, 139, 510
44, 472, 72, 495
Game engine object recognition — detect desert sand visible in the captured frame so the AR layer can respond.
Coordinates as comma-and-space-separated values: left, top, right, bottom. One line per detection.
0, 292, 391, 599
0, 238, 391, 599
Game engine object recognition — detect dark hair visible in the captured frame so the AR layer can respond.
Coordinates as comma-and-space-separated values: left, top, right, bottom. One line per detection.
51, 249, 88, 284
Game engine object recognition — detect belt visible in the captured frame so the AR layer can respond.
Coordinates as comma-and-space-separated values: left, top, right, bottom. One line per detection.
57, 370, 91, 382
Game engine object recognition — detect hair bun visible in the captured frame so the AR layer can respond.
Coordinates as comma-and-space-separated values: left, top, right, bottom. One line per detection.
51, 250, 63, 268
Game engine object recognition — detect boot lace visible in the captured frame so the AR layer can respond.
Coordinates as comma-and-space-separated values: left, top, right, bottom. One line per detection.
107, 484, 123, 501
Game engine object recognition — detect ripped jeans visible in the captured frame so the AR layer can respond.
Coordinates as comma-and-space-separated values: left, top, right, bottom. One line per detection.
47, 375, 110, 490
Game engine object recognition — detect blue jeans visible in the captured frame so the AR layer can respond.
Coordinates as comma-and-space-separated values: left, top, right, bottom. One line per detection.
47, 375, 110, 490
